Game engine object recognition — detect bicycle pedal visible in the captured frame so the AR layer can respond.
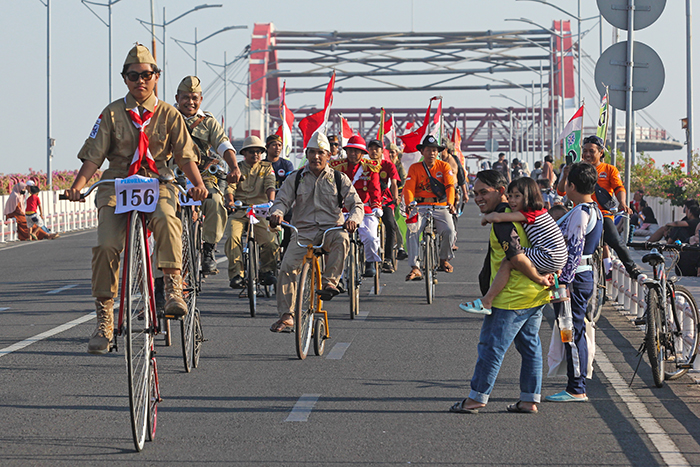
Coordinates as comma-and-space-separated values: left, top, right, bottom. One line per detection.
633, 317, 646, 326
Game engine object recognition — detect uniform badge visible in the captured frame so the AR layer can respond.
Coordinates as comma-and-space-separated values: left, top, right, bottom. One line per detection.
89, 114, 102, 139
278, 168, 285, 177
436, 172, 443, 178
380, 171, 388, 179
363, 186, 368, 191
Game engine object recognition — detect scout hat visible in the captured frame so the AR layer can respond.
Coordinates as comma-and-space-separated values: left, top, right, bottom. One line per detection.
123, 43, 158, 68
416, 134, 445, 152
240, 136, 267, 153
266, 134, 282, 146
178, 76, 202, 94
343, 135, 368, 154
307, 132, 330, 152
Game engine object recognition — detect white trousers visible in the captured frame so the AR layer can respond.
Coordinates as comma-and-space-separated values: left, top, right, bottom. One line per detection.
359, 215, 381, 263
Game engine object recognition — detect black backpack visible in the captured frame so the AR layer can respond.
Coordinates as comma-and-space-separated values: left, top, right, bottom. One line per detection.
294, 169, 344, 208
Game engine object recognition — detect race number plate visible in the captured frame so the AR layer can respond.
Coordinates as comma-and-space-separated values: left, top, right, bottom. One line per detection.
115, 175, 159, 214
178, 179, 202, 207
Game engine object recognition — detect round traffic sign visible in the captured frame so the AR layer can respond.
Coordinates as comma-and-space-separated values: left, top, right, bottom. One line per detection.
594, 41, 665, 111
484, 138, 499, 152
597, 0, 666, 31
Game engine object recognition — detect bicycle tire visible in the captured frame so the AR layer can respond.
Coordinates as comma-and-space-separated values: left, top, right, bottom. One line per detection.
313, 317, 326, 356
294, 260, 315, 360
347, 238, 358, 319
146, 356, 157, 442
645, 287, 665, 388
192, 308, 203, 369
191, 214, 203, 294
247, 238, 258, 317
180, 208, 197, 373
425, 234, 434, 304
665, 285, 700, 380
587, 248, 606, 323
124, 212, 153, 451
375, 221, 383, 294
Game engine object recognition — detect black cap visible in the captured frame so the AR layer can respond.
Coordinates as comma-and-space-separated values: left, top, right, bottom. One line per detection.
416, 135, 445, 151
367, 139, 382, 148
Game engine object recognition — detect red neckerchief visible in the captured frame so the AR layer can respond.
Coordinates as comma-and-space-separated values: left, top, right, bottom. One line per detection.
126, 96, 159, 176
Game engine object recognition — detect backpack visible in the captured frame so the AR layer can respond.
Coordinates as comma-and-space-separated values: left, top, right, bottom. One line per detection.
294, 169, 344, 208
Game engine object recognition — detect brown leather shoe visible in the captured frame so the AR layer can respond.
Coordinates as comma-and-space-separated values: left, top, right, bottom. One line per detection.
164, 273, 188, 317
88, 299, 114, 355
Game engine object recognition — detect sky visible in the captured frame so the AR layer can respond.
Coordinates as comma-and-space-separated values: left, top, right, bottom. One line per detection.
1, 0, 697, 176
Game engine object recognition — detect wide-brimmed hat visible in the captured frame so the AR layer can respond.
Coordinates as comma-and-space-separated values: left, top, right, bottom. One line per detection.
240, 136, 267, 153
416, 134, 445, 152
343, 135, 368, 153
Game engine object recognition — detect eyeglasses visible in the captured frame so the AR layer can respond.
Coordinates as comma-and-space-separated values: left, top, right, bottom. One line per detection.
124, 71, 157, 82
330, 143, 339, 147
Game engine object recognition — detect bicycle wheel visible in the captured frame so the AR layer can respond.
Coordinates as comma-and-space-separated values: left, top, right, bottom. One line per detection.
124, 212, 153, 451
313, 317, 326, 356
424, 234, 435, 304
247, 238, 258, 317
192, 308, 203, 368
146, 356, 158, 442
587, 248, 606, 323
375, 221, 383, 294
645, 287, 665, 388
191, 215, 203, 294
347, 238, 358, 319
665, 285, 700, 380
294, 260, 315, 360
180, 208, 197, 372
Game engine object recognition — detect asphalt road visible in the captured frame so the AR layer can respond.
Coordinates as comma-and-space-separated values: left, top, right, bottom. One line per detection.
1, 203, 699, 466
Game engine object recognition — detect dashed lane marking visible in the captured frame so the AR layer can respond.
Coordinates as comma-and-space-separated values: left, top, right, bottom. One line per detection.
285, 394, 321, 422
0, 312, 95, 358
326, 343, 351, 360
46, 284, 78, 295
357, 311, 369, 321
215, 256, 227, 264
0, 307, 10, 311
595, 345, 690, 467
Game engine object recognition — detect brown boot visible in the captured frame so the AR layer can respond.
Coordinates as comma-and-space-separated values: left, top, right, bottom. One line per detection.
88, 299, 114, 354
164, 273, 187, 317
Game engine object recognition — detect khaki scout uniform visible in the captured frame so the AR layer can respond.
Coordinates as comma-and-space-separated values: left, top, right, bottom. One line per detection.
270, 164, 363, 317
224, 160, 278, 279
78, 92, 198, 298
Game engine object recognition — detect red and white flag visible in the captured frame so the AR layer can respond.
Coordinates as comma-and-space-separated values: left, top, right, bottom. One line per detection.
429, 97, 443, 141
275, 81, 295, 159
340, 115, 354, 146
398, 97, 440, 172
376, 111, 396, 146
298, 71, 336, 149
452, 127, 465, 167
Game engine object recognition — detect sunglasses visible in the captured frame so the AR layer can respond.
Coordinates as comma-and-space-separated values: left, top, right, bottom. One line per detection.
330, 143, 339, 147
124, 71, 157, 82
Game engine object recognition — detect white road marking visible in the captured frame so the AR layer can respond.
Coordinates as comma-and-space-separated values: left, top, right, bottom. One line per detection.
595, 345, 690, 467
0, 230, 94, 252
215, 256, 227, 264
46, 284, 78, 295
326, 343, 351, 360
0, 312, 95, 358
285, 394, 321, 422
0, 307, 10, 311
357, 311, 369, 321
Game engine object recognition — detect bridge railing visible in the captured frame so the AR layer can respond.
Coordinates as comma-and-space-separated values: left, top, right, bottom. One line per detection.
1, 190, 98, 243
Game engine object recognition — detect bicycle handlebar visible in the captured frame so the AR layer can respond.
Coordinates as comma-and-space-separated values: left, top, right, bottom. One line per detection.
628, 241, 700, 252
280, 221, 345, 249
59, 176, 188, 201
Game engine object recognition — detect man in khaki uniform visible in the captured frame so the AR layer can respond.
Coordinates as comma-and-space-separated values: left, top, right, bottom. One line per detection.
65, 44, 207, 354
224, 136, 279, 289
175, 75, 241, 275
268, 133, 363, 333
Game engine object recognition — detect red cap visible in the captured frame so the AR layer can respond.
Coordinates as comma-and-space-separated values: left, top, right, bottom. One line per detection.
343, 135, 368, 154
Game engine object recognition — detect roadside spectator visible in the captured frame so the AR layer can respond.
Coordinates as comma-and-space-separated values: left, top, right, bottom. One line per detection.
537, 178, 561, 210
629, 189, 647, 227
521, 161, 531, 177
633, 206, 658, 237
530, 161, 543, 180
647, 200, 700, 243
677, 221, 700, 276
511, 158, 525, 180
4, 182, 30, 241
492, 152, 510, 182
449, 169, 551, 415
25, 184, 59, 240
541, 155, 555, 187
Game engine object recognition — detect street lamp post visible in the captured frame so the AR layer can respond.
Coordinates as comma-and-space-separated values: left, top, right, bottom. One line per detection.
687, 0, 694, 175
81, 0, 122, 102
39, 0, 54, 192
494, 93, 531, 166
137, 4, 223, 102
172, 25, 247, 76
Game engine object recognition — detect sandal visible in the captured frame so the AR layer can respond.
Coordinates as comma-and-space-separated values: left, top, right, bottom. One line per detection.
270, 315, 294, 333
458, 299, 492, 315
437, 261, 454, 273
449, 399, 480, 414
405, 269, 423, 281
506, 401, 538, 414
316, 285, 340, 301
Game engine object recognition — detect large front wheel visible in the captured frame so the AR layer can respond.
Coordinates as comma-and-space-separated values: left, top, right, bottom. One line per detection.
347, 238, 359, 319
645, 287, 665, 388
424, 234, 435, 304
294, 260, 315, 360
123, 212, 154, 451
180, 208, 197, 372
247, 238, 258, 317
587, 248, 606, 323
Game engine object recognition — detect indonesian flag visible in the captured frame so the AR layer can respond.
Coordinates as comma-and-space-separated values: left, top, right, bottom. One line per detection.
376, 110, 396, 146
340, 115, 354, 146
430, 98, 443, 143
560, 104, 584, 163
452, 127, 465, 167
275, 81, 295, 159
298, 72, 336, 149
398, 97, 440, 172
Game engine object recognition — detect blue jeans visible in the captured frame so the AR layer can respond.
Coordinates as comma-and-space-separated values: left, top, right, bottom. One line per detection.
469, 305, 544, 404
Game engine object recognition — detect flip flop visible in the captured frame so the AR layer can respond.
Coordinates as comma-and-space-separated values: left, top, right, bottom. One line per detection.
506, 401, 538, 414
545, 391, 589, 402
437, 262, 454, 273
270, 318, 294, 333
405, 270, 423, 281
449, 399, 480, 414
459, 299, 492, 315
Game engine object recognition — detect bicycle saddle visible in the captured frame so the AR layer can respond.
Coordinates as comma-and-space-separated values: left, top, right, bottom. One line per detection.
642, 249, 664, 267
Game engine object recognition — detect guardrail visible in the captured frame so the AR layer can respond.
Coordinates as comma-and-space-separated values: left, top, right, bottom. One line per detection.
1, 190, 98, 243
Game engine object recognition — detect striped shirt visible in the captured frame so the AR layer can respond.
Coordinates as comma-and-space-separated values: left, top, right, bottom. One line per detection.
520, 208, 568, 274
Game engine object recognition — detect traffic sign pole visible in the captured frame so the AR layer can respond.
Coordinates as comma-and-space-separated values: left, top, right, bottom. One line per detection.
624, 0, 635, 241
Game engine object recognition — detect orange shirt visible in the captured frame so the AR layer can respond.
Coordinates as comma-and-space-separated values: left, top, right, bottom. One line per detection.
557, 162, 624, 217
403, 160, 456, 206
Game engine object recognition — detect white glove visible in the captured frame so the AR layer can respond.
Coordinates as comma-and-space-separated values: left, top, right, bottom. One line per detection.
373, 208, 383, 218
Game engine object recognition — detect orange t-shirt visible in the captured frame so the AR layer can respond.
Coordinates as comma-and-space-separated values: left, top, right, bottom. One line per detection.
557, 162, 624, 218
403, 160, 456, 206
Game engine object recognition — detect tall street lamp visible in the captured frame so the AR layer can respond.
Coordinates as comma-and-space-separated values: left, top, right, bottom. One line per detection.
136, 3, 222, 101
81, 0, 123, 102
172, 25, 247, 76
38, 0, 54, 192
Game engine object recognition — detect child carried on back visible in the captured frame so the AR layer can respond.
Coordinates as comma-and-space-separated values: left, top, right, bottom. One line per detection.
460, 177, 567, 315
